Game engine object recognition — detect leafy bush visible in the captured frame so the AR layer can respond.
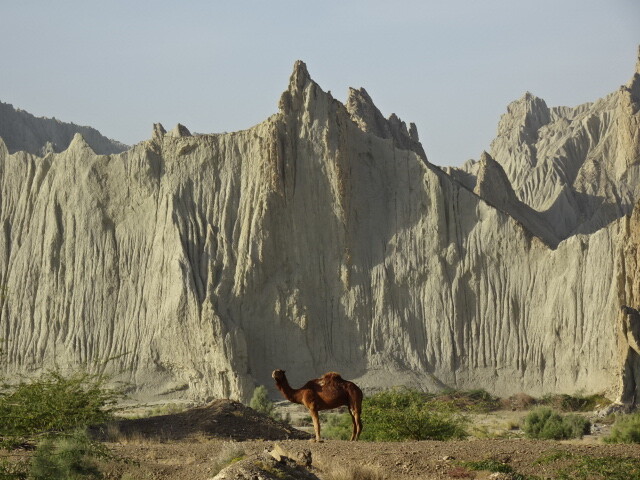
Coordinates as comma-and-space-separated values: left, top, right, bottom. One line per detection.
604, 412, 640, 443
523, 407, 590, 440
249, 385, 286, 422
0, 370, 123, 479
0, 370, 122, 449
360, 388, 468, 441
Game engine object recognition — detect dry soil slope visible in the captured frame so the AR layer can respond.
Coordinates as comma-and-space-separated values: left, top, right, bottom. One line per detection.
0, 61, 637, 405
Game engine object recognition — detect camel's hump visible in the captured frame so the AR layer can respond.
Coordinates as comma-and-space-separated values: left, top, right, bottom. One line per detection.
320, 371, 343, 382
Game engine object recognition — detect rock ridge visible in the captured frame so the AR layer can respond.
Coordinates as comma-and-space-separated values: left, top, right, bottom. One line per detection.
0, 101, 128, 156
0, 58, 639, 407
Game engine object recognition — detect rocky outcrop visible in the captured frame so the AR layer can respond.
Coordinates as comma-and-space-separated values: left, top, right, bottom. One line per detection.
0, 101, 128, 155
1, 56, 639, 405
456, 47, 640, 242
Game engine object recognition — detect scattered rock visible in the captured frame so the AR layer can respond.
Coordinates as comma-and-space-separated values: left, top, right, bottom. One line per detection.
212, 452, 320, 480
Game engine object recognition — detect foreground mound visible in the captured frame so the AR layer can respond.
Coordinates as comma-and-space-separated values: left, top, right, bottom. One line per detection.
113, 400, 311, 441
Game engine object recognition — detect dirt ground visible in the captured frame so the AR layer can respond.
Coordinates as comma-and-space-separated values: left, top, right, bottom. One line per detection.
89, 400, 640, 480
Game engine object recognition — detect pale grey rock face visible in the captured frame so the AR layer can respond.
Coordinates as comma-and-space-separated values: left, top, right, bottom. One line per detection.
1, 56, 639, 405
0, 101, 128, 155
457, 48, 640, 242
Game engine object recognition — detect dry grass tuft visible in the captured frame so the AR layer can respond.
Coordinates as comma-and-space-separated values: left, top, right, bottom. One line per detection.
324, 464, 388, 480
447, 466, 477, 478
500, 393, 537, 411
209, 441, 245, 476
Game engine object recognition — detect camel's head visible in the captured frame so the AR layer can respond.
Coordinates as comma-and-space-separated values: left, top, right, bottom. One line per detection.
272, 369, 286, 383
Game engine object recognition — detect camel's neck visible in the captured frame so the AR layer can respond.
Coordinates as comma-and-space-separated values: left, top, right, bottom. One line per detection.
275, 376, 302, 404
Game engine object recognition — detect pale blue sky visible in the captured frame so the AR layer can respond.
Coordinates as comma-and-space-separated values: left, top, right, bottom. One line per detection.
1, 1, 638, 166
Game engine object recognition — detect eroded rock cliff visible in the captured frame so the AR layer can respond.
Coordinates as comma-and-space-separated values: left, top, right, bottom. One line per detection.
456, 47, 640, 242
0, 101, 128, 156
0, 57, 639, 404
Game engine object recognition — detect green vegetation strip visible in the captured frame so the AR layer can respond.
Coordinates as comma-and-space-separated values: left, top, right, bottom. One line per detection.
0, 370, 124, 479
536, 450, 640, 480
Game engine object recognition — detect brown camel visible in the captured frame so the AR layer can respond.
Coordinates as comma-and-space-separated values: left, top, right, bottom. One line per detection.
272, 369, 363, 442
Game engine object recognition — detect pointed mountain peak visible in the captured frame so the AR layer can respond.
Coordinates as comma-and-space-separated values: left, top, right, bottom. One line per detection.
346, 87, 388, 136
152, 123, 166, 141
289, 60, 311, 93
167, 123, 191, 138
68, 133, 95, 154
479, 150, 493, 164
474, 151, 518, 207
502, 92, 551, 135
278, 60, 316, 114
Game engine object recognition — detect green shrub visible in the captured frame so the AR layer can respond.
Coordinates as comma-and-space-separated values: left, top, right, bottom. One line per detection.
0, 369, 123, 479
604, 412, 640, 444
0, 370, 122, 449
563, 413, 592, 437
249, 385, 281, 421
30, 430, 104, 480
523, 407, 590, 440
322, 412, 353, 440
360, 388, 468, 441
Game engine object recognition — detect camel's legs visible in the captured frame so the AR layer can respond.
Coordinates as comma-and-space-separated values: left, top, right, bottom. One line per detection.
350, 407, 362, 441
309, 408, 322, 442
349, 410, 357, 441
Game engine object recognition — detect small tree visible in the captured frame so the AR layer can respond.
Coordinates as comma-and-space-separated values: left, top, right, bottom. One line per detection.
0, 369, 123, 479
249, 385, 276, 418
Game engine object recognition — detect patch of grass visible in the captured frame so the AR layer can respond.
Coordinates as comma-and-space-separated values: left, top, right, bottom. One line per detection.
0, 457, 28, 480
539, 393, 611, 412
361, 388, 468, 441
505, 420, 521, 430
145, 403, 186, 417
534, 449, 573, 465
460, 459, 540, 480
322, 412, 353, 440
522, 407, 590, 440
30, 430, 106, 480
536, 451, 640, 480
292, 415, 312, 427
500, 392, 537, 411
446, 466, 476, 478
462, 459, 512, 473
324, 464, 388, 480
435, 389, 501, 413
604, 412, 640, 443
210, 442, 245, 476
